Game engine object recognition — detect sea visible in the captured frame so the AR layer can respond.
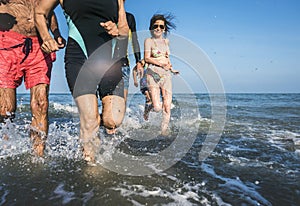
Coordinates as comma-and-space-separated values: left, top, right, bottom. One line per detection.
0, 93, 299, 206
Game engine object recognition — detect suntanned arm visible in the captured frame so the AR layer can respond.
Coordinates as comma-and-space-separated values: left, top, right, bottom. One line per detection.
48, 10, 66, 48
132, 66, 138, 87
144, 38, 173, 71
34, 0, 60, 53
117, 0, 129, 37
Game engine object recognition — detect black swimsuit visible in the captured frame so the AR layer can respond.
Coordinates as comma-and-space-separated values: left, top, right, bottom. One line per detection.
63, 0, 123, 98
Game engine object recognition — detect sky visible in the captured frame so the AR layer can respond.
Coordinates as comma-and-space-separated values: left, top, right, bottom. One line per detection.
18, 0, 300, 94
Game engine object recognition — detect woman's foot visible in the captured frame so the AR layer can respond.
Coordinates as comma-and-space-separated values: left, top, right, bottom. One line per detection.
106, 128, 117, 135
81, 136, 100, 163
161, 124, 170, 136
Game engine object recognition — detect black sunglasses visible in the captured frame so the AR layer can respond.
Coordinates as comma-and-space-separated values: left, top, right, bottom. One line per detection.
152, 24, 165, 30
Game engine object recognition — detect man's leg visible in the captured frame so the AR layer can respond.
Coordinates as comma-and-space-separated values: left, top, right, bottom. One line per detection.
122, 65, 130, 103
143, 90, 152, 121
0, 88, 16, 139
75, 94, 101, 162
30, 83, 49, 156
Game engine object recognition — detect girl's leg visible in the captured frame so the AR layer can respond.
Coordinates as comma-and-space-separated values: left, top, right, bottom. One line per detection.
149, 86, 162, 112
101, 95, 125, 130
161, 88, 172, 136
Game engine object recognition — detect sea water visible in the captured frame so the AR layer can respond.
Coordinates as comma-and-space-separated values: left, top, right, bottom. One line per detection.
0, 93, 299, 205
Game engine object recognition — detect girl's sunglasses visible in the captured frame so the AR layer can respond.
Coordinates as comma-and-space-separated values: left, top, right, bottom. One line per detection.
152, 24, 165, 30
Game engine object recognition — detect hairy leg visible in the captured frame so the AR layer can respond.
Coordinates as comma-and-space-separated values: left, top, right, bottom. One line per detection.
161, 88, 172, 136
101, 95, 125, 130
30, 84, 49, 156
0, 88, 16, 139
75, 94, 101, 162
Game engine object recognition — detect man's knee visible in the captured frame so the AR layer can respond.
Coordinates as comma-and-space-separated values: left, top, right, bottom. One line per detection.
30, 84, 49, 114
31, 96, 49, 113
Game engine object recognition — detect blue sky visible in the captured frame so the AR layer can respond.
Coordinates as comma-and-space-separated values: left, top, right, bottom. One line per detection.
18, 0, 300, 93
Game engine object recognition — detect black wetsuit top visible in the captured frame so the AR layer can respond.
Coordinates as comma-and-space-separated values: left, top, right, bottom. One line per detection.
62, 0, 123, 98
63, 0, 118, 57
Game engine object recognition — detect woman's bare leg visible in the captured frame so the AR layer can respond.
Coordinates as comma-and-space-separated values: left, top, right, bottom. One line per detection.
75, 94, 101, 162
101, 95, 125, 131
149, 86, 162, 112
161, 88, 172, 136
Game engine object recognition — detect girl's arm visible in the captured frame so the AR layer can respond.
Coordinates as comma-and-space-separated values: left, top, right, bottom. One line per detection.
144, 38, 170, 69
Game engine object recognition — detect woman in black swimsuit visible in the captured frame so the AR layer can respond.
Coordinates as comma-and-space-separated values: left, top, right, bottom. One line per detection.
34, 0, 129, 163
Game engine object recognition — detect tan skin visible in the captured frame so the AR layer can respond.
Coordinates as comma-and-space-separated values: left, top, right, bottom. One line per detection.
35, 0, 129, 162
144, 20, 179, 135
132, 60, 152, 120
0, 0, 65, 156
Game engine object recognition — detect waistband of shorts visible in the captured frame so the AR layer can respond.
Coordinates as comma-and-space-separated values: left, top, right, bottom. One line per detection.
0, 30, 40, 43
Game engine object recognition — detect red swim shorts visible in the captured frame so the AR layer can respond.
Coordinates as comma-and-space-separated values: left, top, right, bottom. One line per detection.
0, 31, 56, 89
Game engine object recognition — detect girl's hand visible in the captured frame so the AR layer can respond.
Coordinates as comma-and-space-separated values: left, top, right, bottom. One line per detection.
162, 63, 172, 71
171, 69, 180, 75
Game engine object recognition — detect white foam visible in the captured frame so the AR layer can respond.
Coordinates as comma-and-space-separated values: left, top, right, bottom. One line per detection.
51, 102, 78, 113
49, 183, 76, 204
201, 163, 272, 206
0, 187, 9, 205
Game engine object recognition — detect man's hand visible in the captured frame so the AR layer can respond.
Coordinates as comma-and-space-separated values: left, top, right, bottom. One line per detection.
136, 62, 144, 78
41, 38, 59, 53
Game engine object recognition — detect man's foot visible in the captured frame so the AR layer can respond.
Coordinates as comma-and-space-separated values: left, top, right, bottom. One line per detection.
2, 134, 9, 140
143, 102, 153, 121
32, 136, 46, 157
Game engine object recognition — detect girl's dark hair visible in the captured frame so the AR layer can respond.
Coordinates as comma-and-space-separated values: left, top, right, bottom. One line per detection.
149, 13, 176, 37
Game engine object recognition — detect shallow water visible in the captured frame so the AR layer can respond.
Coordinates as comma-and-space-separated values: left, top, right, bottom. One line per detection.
0, 93, 299, 205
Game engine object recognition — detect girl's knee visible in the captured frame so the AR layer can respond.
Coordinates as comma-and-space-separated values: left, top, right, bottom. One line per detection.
102, 113, 124, 129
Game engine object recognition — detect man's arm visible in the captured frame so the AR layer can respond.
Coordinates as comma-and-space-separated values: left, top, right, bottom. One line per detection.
127, 13, 141, 63
48, 10, 66, 48
34, 0, 60, 53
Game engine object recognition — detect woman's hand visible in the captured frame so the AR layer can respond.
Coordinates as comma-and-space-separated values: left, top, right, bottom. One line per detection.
161, 63, 172, 71
100, 21, 119, 37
